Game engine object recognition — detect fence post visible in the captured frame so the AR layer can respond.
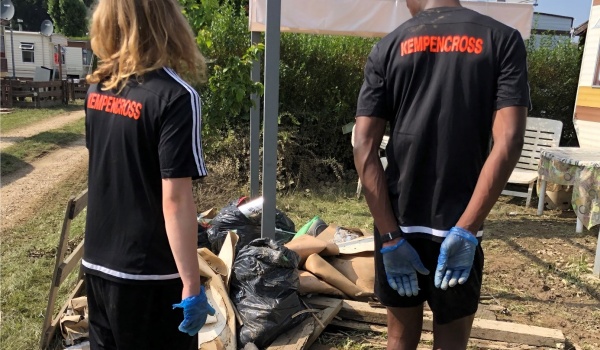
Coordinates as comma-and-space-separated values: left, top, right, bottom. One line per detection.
63, 80, 69, 105
35, 83, 41, 108
7, 79, 13, 108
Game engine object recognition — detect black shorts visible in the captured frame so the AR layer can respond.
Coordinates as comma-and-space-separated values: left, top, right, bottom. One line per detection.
85, 274, 197, 350
374, 231, 484, 324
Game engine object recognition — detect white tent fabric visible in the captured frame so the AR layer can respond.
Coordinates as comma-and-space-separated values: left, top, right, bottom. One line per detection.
249, 0, 533, 39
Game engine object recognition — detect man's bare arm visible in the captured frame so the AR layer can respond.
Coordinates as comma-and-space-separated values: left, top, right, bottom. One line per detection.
353, 116, 399, 243
456, 106, 527, 233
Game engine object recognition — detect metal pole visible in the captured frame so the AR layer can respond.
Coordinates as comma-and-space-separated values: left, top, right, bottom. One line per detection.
9, 25, 15, 78
250, 31, 261, 198
58, 44, 63, 80
261, 0, 281, 239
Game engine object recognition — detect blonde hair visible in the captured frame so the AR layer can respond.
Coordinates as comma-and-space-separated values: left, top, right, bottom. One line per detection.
86, 0, 206, 91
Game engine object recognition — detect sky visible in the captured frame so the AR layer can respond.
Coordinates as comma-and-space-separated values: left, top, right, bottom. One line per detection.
534, 0, 592, 27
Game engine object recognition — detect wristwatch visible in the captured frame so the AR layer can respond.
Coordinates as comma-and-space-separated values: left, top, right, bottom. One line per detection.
380, 229, 403, 243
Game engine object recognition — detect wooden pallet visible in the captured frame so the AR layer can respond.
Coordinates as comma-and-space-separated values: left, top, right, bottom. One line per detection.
305, 297, 566, 349
40, 189, 88, 350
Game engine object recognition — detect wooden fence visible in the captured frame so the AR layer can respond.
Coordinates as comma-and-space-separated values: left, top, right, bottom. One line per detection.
0, 79, 89, 108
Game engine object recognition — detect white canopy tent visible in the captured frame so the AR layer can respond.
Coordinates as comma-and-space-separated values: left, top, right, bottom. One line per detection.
248, 0, 534, 238
249, 0, 534, 39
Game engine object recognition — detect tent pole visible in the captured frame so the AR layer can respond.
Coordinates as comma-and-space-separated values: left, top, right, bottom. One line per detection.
261, 0, 281, 239
249, 31, 261, 199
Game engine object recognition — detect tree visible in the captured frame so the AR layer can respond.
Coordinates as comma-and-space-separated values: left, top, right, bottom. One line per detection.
48, 0, 88, 37
11, 0, 50, 31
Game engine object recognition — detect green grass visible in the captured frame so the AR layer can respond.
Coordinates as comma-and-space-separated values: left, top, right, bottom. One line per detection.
0, 102, 84, 133
0, 162, 88, 350
0, 182, 370, 349
0, 119, 85, 176
277, 186, 373, 232
2, 180, 597, 349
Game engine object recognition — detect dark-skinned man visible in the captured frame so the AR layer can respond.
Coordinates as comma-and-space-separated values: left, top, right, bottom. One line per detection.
353, 0, 529, 349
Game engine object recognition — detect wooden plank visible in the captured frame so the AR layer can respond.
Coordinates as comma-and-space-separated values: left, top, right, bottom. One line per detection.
38, 91, 63, 98
305, 299, 564, 347
469, 318, 564, 348
267, 316, 315, 350
306, 300, 343, 348
574, 105, 600, 123
269, 298, 342, 350
56, 241, 84, 286
70, 190, 88, 220
38, 100, 64, 108
329, 322, 538, 349
329, 319, 387, 333
308, 298, 387, 325
40, 279, 85, 350
303, 296, 344, 309
576, 86, 600, 108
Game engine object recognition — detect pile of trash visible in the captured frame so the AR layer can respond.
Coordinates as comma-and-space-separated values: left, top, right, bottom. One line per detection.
58, 196, 376, 350
196, 196, 376, 349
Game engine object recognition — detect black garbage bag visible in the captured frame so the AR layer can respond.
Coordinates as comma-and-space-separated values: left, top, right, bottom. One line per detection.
206, 198, 295, 254
231, 238, 308, 349
197, 224, 211, 250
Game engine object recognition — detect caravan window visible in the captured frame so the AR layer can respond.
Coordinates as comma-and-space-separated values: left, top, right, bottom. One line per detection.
20, 42, 35, 63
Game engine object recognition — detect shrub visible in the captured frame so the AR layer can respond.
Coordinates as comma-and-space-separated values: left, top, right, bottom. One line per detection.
183, 1, 584, 191
526, 36, 583, 146
181, 1, 376, 189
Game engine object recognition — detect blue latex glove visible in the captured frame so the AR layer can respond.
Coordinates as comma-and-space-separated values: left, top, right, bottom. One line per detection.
434, 227, 479, 290
381, 239, 430, 297
172, 286, 216, 336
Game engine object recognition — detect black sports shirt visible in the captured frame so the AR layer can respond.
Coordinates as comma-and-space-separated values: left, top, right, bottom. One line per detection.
356, 7, 530, 241
83, 67, 207, 283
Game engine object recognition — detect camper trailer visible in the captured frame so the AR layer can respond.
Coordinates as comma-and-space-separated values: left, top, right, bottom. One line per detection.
1, 30, 90, 80
574, 0, 600, 148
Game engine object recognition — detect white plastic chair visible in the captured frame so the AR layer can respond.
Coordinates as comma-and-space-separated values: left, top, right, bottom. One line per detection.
351, 124, 389, 198
501, 117, 563, 207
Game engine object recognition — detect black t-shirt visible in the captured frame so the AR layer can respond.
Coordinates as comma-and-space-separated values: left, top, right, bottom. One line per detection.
356, 7, 530, 241
83, 67, 207, 283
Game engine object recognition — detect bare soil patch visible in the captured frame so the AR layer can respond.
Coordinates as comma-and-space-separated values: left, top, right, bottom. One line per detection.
0, 110, 85, 150
481, 198, 600, 349
0, 138, 87, 231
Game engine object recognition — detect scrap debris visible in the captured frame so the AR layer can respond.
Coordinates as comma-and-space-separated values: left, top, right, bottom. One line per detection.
53, 198, 567, 350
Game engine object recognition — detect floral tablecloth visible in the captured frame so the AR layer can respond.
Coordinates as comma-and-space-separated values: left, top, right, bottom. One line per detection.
538, 148, 600, 230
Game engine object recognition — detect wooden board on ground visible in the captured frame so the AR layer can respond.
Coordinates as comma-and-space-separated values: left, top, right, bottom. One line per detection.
268, 318, 315, 350
268, 298, 342, 350
329, 322, 544, 349
305, 297, 565, 348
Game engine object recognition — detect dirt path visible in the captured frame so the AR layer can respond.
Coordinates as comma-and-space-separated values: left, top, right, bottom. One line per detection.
0, 138, 87, 231
0, 110, 85, 150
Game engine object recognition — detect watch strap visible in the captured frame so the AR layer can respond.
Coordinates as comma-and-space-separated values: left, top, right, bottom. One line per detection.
380, 229, 403, 243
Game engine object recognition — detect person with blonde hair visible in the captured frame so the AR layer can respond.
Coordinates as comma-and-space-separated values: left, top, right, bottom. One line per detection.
83, 0, 214, 348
